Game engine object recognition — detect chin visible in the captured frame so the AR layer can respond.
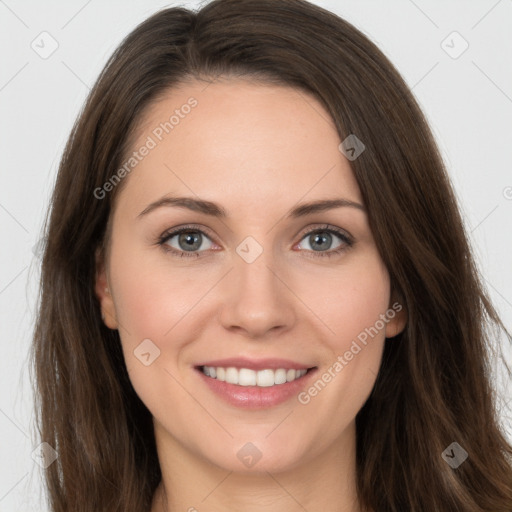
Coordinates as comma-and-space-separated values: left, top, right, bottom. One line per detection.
199, 439, 309, 474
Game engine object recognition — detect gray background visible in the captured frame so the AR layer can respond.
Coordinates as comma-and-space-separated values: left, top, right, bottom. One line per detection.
1, 0, 511, 509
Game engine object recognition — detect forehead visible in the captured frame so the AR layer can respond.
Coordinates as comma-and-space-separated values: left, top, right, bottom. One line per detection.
117, 78, 363, 216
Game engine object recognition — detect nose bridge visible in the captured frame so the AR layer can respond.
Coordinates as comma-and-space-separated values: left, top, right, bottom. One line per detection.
219, 235, 295, 336
236, 236, 277, 290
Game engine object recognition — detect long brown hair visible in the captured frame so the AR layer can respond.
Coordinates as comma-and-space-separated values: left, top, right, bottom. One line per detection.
31, 0, 512, 510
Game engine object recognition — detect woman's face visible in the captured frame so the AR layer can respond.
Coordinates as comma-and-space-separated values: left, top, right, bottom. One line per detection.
96, 78, 406, 473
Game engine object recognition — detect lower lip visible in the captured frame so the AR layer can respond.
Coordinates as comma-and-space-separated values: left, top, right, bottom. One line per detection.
196, 367, 318, 409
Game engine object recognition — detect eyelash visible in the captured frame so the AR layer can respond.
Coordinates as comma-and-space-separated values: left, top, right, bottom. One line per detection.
156, 223, 354, 259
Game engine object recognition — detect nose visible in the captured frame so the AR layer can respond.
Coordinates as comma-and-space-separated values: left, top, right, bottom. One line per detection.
218, 244, 296, 339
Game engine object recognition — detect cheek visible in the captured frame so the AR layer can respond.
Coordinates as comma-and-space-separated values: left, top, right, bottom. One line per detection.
108, 253, 196, 411
109, 243, 200, 342
106, 238, 192, 385
308, 252, 391, 350
294, 254, 390, 422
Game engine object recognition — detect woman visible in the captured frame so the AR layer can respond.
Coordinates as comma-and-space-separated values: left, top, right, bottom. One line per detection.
31, 0, 512, 511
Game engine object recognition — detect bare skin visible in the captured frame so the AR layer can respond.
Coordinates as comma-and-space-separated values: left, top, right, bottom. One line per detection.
95, 78, 406, 512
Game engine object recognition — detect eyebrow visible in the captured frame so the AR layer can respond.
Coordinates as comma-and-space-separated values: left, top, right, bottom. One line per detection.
137, 195, 365, 220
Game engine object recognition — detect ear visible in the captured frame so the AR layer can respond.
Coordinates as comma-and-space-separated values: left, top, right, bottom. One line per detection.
94, 247, 118, 330
385, 288, 407, 339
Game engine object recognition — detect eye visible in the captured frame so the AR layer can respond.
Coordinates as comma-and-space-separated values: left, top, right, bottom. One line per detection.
158, 225, 216, 258
295, 225, 353, 258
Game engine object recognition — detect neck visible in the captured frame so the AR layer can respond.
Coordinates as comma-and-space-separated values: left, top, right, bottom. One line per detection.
151, 420, 362, 512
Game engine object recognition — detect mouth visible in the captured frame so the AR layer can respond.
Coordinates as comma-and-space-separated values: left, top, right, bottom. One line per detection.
193, 359, 318, 409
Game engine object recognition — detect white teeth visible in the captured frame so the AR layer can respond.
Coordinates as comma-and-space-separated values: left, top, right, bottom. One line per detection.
257, 369, 275, 387
238, 368, 257, 386
225, 367, 239, 385
274, 368, 287, 385
201, 366, 310, 386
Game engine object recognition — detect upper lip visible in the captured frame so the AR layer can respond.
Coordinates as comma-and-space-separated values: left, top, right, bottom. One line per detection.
195, 357, 316, 371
